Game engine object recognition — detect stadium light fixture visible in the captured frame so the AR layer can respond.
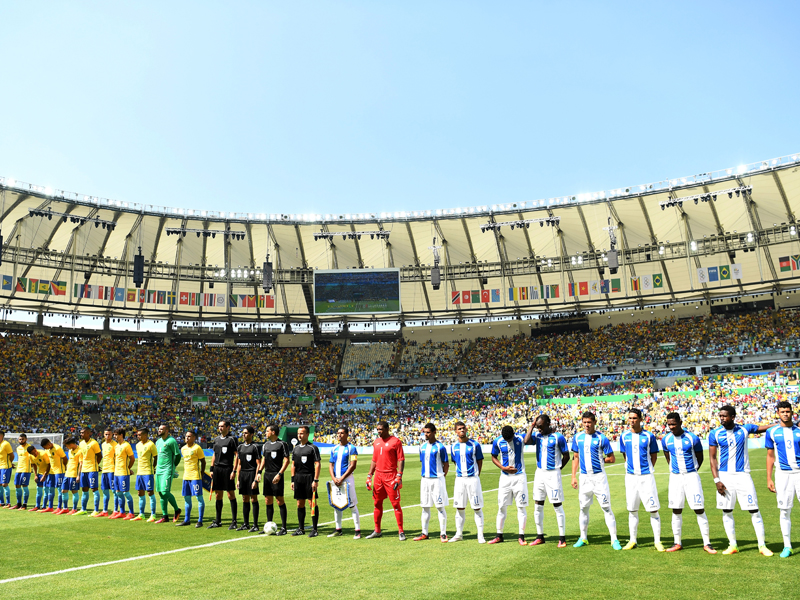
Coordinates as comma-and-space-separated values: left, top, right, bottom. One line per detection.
480, 217, 560, 232
166, 227, 246, 240
28, 208, 116, 231
313, 230, 389, 241
659, 186, 750, 209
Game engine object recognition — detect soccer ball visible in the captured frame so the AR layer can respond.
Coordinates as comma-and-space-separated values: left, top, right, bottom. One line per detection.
263, 521, 278, 536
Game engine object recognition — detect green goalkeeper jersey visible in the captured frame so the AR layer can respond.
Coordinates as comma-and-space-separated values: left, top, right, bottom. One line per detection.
155, 436, 181, 475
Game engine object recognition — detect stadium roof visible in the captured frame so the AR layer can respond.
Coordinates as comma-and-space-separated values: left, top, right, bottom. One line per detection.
2, 153, 800, 323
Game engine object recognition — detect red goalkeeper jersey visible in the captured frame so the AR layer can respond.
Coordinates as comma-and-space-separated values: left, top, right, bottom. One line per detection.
373, 436, 405, 473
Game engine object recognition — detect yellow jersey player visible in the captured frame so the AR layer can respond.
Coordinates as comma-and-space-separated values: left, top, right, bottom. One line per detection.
178, 430, 206, 528
77, 427, 102, 516
29, 446, 50, 511
133, 428, 159, 522
112, 429, 136, 520
0, 431, 13, 507
58, 438, 82, 514
40, 438, 66, 513
99, 428, 117, 517
11, 433, 33, 510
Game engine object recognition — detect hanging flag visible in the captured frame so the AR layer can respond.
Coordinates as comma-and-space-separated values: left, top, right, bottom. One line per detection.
517, 287, 526, 301
590, 280, 600, 295
471, 290, 480, 303
731, 264, 743, 279
568, 282, 577, 297
180, 292, 190, 305
247, 295, 257, 307
229, 295, 238, 308
264, 294, 274, 308
452, 291, 461, 305
550, 284, 559, 298
138, 289, 146, 303
579, 281, 588, 296
166, 291, 176, 305
16, 277, 26, 292
157, 290, 166, 304
51, 281, 66, 296
611, 279, 620, 293
148, 290, 157, 303
491, 289, 500, 302
642, 275, 653, 291
630, 277, 640, 291
600, 280, 610, 294
792, 255, 800, 271
653, 273, 663, 288
114, 287, 125, 302
779, 256, 791, 272
38, 280, 50, 294
697, 267, 708, 283
28, 279, 38, 293
719, 265, 731, 280
127, 289, 137, 302
216, 294, 225, 307
193, 293, 203, 306
481, 289, 490, 303
2, 275, 12, 291
203, 293, 216, 307
529, 286, 539, 300
708, 266, 719, 282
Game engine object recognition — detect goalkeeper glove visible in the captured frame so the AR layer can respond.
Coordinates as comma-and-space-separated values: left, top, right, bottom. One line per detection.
365, 475, 372, 491
392, 473, 403, 490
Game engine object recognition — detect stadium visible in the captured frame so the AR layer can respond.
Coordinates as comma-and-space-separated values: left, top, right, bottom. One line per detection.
2, 5, 800, 600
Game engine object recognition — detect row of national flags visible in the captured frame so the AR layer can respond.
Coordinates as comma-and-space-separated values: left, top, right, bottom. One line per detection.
779, 256, 800, 273
698, 264, 743, 283
2, 276, 67, 295
451, 289, 501, 304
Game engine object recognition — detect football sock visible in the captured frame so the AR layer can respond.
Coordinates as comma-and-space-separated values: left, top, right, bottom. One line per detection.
81, 491, 88, 511
125, 492, 134, 513
579, 506, 590, 539
242, 501, 250, 525
455, 509, 465, 535
697, 512, 710, 546
650, 512, 661, 542
252, 500, 259, 526
36, 486, 43, 507
334, 507, 343, 530
139, 496, 146, 515
779, 509, 792, 548
373, 504, 383, 531
230, 498, 238, 523
390, 498, 403, 531
751, 511, 766, 547
298, 506, 306, 529
15, 488, 21, 504
312, 504, 319, 530
497, 505, 508, 532
196, 496, 205, 522
149, 495, 156, 515
518, 506, 529, 536
421, 507, 430, 535
60, 490, 68, 509
266, 503, 275, 523
279, 503, 288, 528
184, 496, 192, 520
437, 507, 447, 534
533, 504, 544, 535
351, 506, 361, 530
628, 511, 639, 543
3, 487, 9, 504
554, 505, 566, 537
216, 499, 223, 523
23, 487, 29, 504
672, 513, 682, 545
72, 493, 79, 510
722, 511, 736, 546
602, 506, 617, 541
102, 489, 110, 511
474, 509, 484, 535
93, 490, 100, 511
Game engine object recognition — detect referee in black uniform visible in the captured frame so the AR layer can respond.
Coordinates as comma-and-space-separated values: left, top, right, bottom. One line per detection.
261, 423, 291, 535
234, 426, 262, 533
291, 425, 321, 537
209, 420, 239, 530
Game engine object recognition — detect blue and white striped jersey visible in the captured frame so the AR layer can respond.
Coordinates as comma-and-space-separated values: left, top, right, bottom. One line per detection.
451, 440, 483, 477
571, 431, 612, 475
329, 443, 358, 478
661, 431, 702, 474
419, 441, 448, 478
491, 435, 526, 474
530, 432, 568, 471
708, 424, 759, 473
765, 425, 800, 473
619, 429, 659, 475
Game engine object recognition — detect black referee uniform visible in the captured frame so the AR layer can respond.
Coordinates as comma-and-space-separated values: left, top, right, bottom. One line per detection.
237, 442, 262, 532
292, 442, 321, 535
212, 434, 238, 527
262, 438, 291, 532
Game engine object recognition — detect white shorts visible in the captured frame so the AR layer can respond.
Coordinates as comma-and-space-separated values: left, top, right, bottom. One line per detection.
578, 473, 611, 509
625, 473, 660, 512
453, 476, 483, 510
717, 472, 758, 511
343, 475, 358, 508
668, 472, 704, 510
774, 470, 800, 510
420, 476, 448, 508
497, 472, 529, 507
532, 469, 562, 504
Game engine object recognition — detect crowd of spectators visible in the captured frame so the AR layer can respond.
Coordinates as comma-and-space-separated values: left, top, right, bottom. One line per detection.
394, 340, 469, 377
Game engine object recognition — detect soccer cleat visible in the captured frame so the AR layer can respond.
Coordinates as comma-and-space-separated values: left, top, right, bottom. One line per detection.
97, 511, 109, 517
666, 544, 683, 552
207, 521, 221, 529
108, 511, 120, 519
477, 536, 486, 544
10, 504, 20, 510
123, 513, 135, 520
308, 529, 319, 538
40, 508, 54, 514
67, 509, 78, 515
228, 522, 238, 531
441, 534, 448, 543
291, 528, 306, 536
172, 509, 181, 523
654, 541, 665, 552
130, 514, 144, 521
155, 517, 169, 524
73, 510, 87, 516
780, 547, 792, 558
519, 537, 528, 546
622, 541, 638, 550
176, 520, 190, 526
146, 515, 157, 523
328, 529, 344, 538
557, 540, 567, 548
573, 539, 589, 548
365, 530, 382, 539
722, 545, 739, 555
703, 544, 717, 555
448, 534, 463, 543
30, 507, 39, 512
353, 531, 361, 540
21, 505, 27, 510
528, 538, 545, 546
236, 524, 250, 531
89, 511, 101, 518
398, 532, 406, 541
487, 536, 504, 545
759, 546, 773, 557
249, 526, 260, 534
276, 527, 288, 536
413, 533, 429, 541
195, 522, 204, 528
612, 540, 622, 550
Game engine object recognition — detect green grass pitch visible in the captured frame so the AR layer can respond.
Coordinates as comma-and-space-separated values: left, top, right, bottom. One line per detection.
0, 449, 796, 599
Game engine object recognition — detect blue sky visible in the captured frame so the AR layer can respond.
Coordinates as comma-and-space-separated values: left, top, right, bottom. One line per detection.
1, 1, 798, 216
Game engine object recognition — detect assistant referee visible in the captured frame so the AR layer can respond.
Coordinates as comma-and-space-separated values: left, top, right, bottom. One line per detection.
291, 426, 321, 538
209, 420, 238, 530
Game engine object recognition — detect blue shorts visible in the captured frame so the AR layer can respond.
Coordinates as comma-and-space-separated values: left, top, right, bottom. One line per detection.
114, 476, 130, 493
61, 477, 79, 492
35, 475, 45, 487
0, 468, 11, 485
182, 479, 203, 497
101, 473, 116, 491
46, 474, 63, 488
79, 472, 99, 489
14, 472, 30, 487
136, 475, 154, 493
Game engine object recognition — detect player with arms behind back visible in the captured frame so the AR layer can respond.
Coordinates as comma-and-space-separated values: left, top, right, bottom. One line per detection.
366, 421, 406, 540
177, 430, 206, 528
209, 421, 239, 530
708, 404, 773, 556
525, 415, 569, 547
234, 426, 262, 533
111, 429, 135, 519
40, 438, 66, 513
414, 423, 449, 542
133, 428, 159, 522
328, 426, 361, 539
570, 412, 620, 550
450, 421, 485, 543
765, 400, 800, 558
77, 427, 103, 517
291, 425, 321, 537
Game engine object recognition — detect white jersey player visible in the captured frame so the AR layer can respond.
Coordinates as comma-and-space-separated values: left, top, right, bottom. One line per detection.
618, 408, 663, 552
525, 415, 569, 548
489, 425, 528, 545
413, 423, 449, 542
708, 404, 774, 556
765, 401, 800, 558
661, 413, 715, 554
449, 421, 485, 543
570, 411, 620, 550
327, 426, 361, 538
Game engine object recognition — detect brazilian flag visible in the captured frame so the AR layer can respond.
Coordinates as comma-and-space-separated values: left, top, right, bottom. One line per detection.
720, 265, 731, 280
653, 273, 663, 288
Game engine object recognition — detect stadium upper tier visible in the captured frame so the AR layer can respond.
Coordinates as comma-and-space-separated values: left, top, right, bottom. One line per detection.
2, 154, 800, 322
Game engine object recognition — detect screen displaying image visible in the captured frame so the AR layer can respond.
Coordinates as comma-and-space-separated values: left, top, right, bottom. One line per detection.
313, 269, 401, 315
